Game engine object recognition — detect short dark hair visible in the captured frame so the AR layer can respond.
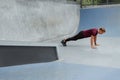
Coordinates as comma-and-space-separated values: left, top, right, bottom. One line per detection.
99, 28, 106, 32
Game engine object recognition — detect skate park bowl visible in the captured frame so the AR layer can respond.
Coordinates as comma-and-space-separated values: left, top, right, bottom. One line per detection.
59, 5, 120, 68
1, 1, 120, 80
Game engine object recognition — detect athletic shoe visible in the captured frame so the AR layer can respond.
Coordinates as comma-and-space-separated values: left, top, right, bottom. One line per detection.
61, 40, 67, 46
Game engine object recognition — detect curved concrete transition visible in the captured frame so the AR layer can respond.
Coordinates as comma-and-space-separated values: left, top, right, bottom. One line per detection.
0, 0, 80, 42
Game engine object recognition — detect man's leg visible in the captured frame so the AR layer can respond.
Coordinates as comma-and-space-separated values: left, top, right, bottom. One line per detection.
61, 31, 84, 46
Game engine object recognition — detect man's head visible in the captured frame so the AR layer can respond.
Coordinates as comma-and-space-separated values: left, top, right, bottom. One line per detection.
98, 28, 106, 34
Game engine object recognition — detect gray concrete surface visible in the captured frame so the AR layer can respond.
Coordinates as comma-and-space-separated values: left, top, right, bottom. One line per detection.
0, 0, 80, 41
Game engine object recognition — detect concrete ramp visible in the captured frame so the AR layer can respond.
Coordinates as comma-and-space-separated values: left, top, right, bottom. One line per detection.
0, 0, 80, 42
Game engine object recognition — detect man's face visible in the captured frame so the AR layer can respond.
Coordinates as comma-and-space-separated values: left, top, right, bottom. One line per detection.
99, 30, 105, 34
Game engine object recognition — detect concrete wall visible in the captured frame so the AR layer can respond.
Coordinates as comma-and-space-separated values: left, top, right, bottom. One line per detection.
0, 0, 80, 42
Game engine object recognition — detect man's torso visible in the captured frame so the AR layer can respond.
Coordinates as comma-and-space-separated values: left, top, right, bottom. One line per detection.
82, 28, 98, 38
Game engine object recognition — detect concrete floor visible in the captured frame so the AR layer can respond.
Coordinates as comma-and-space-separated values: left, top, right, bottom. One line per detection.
58, 37, 120, 68
0, 37, 120, 80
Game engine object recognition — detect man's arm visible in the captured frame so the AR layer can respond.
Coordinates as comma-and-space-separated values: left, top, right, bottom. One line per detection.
91, 35, 96, 49
94, 36, 99, 46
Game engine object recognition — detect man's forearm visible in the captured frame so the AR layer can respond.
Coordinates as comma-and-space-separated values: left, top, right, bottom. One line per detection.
91, 36, 95, 47
91, 37, 93, 47
94, 36, 97, 45
91, 35, 97, 49
94, 36, 100, 46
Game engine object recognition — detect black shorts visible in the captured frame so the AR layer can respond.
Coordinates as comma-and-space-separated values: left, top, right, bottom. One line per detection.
66, 31, 84, 41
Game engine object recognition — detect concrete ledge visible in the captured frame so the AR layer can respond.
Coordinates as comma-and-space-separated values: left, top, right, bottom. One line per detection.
0, 41, 58, 67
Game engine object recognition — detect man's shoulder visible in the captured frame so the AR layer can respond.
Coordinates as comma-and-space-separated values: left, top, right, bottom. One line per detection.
92, 28, 98, 30
91, 28, 98, 32
83, 28, 98, 32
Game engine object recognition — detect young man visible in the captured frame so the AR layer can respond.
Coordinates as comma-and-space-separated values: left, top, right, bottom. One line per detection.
61, 28, 106, 49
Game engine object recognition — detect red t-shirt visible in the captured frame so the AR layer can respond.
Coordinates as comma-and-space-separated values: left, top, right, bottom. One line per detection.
82, 28, 98, 38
